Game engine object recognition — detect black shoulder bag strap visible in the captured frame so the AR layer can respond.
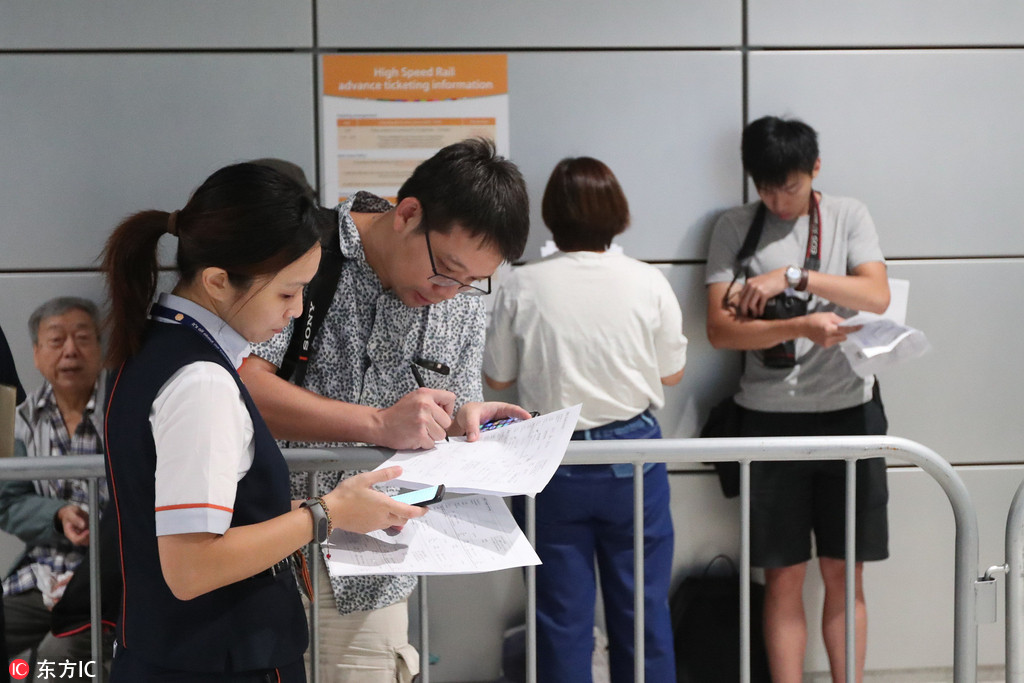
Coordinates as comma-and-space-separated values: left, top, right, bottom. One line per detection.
277, 217, 344, 386
721, 202, 768, 315
735, 202, 768, 277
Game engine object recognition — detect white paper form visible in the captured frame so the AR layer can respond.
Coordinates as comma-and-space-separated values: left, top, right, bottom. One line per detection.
324, 494, 540, 576
375, 404, 581, 496
839, 279, 931, 377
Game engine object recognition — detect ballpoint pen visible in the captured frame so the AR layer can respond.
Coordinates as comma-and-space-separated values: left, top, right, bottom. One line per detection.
410, 361, 449, 441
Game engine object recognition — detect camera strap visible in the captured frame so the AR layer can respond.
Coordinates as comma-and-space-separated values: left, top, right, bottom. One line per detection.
734, 190, 822, 278
276, 192, 393, 387
725, 191, 823, 370
276, 219, 345, 387
804, 191, 822, 271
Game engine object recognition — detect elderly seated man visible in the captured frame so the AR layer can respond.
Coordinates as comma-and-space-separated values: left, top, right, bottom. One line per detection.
0, 296, 109, 679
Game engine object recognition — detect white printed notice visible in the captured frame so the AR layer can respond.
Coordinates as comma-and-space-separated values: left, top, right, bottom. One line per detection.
321, 54, 510, 205
325, 494, 540, 576
376, 405, 582, 497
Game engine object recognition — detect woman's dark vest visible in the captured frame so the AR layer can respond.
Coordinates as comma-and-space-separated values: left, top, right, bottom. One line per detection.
104, 321, 308, 673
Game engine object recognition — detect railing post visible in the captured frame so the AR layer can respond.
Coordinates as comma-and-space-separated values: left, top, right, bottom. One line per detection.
419, 576, 429, 683
633, 461, 645, 683
740, 458, 751, 683
307, 470, 319, 683
87, 477, 101, 681
1006, 479, 1024, 682
845, 458, 857, 683
526, 494, 537, 683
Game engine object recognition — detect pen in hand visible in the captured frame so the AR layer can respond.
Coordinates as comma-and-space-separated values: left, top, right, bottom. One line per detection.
410, 362, 449, 442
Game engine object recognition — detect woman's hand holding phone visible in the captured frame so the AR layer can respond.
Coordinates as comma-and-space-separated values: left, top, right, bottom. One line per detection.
322, 466, 426, 535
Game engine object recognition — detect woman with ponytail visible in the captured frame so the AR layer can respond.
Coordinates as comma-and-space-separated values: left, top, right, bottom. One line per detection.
101, 163, 424, 682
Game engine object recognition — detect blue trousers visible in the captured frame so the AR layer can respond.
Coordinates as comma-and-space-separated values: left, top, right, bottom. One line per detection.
517, 411, 676, 683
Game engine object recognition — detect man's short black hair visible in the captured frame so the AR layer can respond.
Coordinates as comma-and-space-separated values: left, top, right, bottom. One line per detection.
741, 116, 819, 189
397, 138, 529, 263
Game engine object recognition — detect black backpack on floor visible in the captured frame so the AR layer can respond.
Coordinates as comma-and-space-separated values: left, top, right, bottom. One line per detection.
671, 555, 772, 682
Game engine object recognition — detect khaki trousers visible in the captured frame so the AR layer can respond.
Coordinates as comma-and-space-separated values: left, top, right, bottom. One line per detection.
303, 559, 419, 683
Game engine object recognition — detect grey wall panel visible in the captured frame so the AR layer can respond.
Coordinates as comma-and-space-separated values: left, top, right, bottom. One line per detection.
655, 264, 740, 439
416, 570, 523, 681
750, 0, 1024, 47
0, 54, 316, 271
748, 50, 1024, 259
317, 1, 740, 49
0, 1, 312, 49
880, 260, 1024, 466
509, 52, 743, 263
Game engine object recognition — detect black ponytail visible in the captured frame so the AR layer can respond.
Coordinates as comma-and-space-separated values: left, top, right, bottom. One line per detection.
102, 163, 323, 366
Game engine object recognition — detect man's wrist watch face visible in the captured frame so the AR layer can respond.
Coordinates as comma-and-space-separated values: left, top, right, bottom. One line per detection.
785, 265, 802, 288
301, 499, 329, 543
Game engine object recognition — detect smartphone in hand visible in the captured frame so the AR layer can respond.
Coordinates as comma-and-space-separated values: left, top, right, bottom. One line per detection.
391, 484, 445, 507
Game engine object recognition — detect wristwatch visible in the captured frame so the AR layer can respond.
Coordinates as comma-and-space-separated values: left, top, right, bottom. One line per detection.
300, 498, 331, 544
785, 265, 809, 292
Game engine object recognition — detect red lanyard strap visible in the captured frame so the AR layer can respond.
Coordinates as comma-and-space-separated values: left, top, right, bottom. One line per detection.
804, 191, 822, 271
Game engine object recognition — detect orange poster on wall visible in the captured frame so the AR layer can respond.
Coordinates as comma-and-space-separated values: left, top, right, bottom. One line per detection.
321, 54, 509, 204
323, 54, 507, 101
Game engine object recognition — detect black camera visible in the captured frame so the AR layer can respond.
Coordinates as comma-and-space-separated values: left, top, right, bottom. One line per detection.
759, 294, 808, 368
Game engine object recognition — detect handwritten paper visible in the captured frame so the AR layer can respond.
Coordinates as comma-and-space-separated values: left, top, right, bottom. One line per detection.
376, 404, 581, 496
324, 494, 540, 576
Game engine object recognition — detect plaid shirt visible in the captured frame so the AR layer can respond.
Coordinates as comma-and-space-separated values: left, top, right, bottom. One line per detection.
2, 378, 108, 596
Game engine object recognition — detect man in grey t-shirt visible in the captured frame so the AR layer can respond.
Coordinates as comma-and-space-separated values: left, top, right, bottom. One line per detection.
705, 117, 891, 683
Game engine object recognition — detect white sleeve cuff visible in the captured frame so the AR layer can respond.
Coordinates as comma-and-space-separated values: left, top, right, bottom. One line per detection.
155, 505, 233, 536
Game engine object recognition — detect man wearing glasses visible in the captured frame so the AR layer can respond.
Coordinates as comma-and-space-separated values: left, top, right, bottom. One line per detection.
240, 139, 531, 683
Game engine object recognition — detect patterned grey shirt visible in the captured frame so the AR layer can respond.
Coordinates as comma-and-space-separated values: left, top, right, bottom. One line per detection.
251, 192, 486, 614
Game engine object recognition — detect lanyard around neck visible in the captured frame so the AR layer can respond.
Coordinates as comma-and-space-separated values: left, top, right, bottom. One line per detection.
150, 302, 234, 366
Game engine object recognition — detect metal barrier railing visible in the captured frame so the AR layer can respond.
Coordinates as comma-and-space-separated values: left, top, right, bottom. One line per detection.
552, 436, 981, 683
0, 435, 983, 682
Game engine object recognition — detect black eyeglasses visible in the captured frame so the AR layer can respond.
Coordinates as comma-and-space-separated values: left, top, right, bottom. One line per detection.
424, 231, 491, 296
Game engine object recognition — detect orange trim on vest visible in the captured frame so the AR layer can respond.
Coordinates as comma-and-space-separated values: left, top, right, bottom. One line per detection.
154, 503, 234, 514
103, 362, 130, 648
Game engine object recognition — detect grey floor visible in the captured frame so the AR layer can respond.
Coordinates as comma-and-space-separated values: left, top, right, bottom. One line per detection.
480, 666, 1007, 683
804, 666, 1005, 682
